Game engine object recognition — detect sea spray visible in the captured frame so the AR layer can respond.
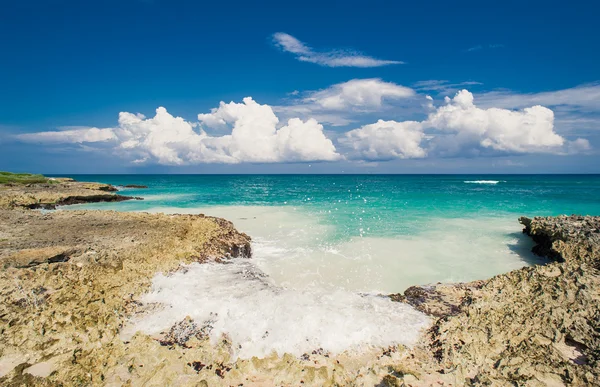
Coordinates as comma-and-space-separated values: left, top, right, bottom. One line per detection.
128, 259, 431, 359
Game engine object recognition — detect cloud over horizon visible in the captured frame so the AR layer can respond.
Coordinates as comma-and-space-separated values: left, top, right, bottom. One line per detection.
341, 120, 426, 160
13, 82, 593, 166
18, 99, 341, 165
17, 127, 116, 144
272, 33, 403, 68
339, 90, 590, 160
276, 78, 418, 126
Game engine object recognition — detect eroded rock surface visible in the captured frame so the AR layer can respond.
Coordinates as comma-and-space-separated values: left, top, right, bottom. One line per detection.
0, 209, 251, 385
392, 216, 600, 386
0, 179, 140, 209
1, 176, 599, 387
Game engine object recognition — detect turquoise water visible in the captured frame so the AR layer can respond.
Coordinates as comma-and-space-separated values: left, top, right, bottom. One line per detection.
63, 174, 600, 240
62, 174, 600, 291
66, 174, 600, 357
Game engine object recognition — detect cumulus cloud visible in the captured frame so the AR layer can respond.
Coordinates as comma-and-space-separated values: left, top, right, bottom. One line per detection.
14, 87, 592, 166
567, 138, 591, 154
305, 79, 415, 110
272, 33, 403, 68
427, 90, 565, 154
341, 120, 426, 160
475, 83, 600, 138
17, 127, 116, 144
275, 79, 418, 126
17, 98, 340, 165
196, 97, 340, 163
114, 107, 221, 165
340, 90, 588, 160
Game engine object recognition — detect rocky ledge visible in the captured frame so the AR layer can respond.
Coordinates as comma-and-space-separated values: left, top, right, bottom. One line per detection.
0, 178, 141, 210
389, 215, 600, 386
0, 208, 251, 385
1, 178, 599, 387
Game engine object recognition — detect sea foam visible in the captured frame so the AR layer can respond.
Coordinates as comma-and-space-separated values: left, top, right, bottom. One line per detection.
124, 205, 540, 358
128, 260, 430, 359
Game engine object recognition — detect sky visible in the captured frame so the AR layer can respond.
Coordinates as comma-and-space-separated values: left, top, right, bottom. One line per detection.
1, 0, 599, 174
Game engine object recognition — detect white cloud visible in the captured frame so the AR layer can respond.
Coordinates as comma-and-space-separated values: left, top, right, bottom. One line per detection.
427, 90, 566, 154
272, 33, 403, 68
14, 86, 593, 166
476, 83, 600, 111
413, 80, 483, 94
475, 83, 600, 140
16, 99, 341, 165
340, 90, 588, 160
196, 97, 340, 163
275, 79, 418, 126
341, 120, 426, 160
305, 79, 415, 110
114, 107, 220, 165
567, 138, 591, 154
466, 44, 504, 52
16, 127, 116, 144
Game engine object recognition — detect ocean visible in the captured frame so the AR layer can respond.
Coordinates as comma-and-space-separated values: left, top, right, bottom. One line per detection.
62, 174, 600, 358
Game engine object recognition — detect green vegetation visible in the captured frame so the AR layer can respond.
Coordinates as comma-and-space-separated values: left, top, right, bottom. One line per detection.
0, 171, 50, 185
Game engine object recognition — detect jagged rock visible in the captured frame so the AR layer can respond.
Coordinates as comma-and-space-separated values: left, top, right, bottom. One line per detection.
390, 281, 485, 318
1, 178, 599, 387
0, 208, 252, 385
394, 215, 600, 385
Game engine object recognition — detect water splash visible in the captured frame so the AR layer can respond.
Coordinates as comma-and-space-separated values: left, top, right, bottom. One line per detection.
128, 260, 430, 359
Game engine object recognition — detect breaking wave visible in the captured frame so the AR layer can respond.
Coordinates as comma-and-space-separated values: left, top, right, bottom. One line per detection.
464, 180, 505, 184
127, 260, 430, 359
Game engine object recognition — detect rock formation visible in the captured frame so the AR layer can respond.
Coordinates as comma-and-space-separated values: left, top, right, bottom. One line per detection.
0, 176, 598, 386
0, 180, 140, 210
0, 208, 252, 385
389, 216, 600, 386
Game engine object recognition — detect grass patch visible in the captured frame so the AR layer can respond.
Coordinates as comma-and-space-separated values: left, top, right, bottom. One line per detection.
0, 171, 50, 185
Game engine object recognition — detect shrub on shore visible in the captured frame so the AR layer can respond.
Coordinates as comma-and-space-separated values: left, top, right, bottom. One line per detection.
0, 171, 50, 185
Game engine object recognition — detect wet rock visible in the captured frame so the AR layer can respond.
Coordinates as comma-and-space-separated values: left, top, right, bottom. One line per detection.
390, 281, 485, 318
160, 317, 204, 347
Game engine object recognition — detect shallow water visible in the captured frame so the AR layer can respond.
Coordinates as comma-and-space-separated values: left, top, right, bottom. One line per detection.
63, 174, 600, 357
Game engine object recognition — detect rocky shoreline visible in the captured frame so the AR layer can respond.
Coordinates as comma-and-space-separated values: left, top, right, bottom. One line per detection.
0, 178, 598, 386
390, 215, 600, 386
0, 178, 141, 210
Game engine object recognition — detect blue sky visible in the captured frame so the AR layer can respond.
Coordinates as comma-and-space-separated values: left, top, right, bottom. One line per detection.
1, 0, 599, 173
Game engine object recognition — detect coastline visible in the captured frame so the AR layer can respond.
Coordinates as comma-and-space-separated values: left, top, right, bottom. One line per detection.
0, 177, 142, 210
0, 178, 598, 385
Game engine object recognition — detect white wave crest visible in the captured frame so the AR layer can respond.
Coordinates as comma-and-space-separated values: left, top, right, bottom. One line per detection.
464, 180, 505, 184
